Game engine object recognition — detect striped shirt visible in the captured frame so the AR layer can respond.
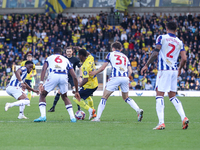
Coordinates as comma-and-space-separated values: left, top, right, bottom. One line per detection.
105, 50, 130, 78
9, 67, 27, 87
156, 33, 185, 71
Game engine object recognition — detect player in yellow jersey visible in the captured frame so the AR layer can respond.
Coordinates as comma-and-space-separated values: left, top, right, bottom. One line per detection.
21, 54, 36, 104
73, 49, 98, 120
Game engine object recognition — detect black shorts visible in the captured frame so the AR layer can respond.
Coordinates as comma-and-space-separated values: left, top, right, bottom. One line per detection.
25, 79, 31, 87
79, 87, 98, 100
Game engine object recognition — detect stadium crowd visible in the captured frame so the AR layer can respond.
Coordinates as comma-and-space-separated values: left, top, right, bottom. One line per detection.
0, 12, 200, 91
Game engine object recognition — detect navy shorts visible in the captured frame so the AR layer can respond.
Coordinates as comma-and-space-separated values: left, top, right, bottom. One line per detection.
25, 79, 31, 87
79, 87, 98, 100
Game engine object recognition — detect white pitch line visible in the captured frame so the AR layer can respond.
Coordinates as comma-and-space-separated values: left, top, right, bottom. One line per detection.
0, 120, 199, 123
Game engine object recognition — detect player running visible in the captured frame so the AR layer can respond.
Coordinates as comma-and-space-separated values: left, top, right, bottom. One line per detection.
48, 47, 82, 112
34, 47, 81, 122
141, 21, 189, 130
21, 54, 37, 105
90, 41, 143, 122
72, 49, 97, 120
5, 61, 39, 119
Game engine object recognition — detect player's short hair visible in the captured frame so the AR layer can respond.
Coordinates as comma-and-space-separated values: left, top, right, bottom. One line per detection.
25, 60, 33, 65
166, 22, 177, 31
78, 49, 87, 57
111, 41, 122, 50
27, 54, 32, 57
66, 47, 72, 51
54, 47, 62, 53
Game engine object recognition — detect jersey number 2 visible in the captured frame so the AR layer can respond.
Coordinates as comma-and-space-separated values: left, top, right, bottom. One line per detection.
167, 43, 175, 58
55, 56, 62, 63
114, 54, 126, 66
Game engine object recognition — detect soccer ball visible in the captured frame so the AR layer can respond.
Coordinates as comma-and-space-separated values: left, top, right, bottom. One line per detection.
75, 110, 86, 120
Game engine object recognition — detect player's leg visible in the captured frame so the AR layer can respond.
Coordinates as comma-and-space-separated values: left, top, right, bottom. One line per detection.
168, 71, 189, 129
92, 89, 113, 121
34, 90, 48, 122
48, 89, 61, 112
69, 78, 80, 110
120, 77, 143, 121
153, 71, 169, 130
60, 92, 76, 122
5, 86, 30, 119
34, 74, 57, 122
86, 96, 94, 109
73, 87, 97, 120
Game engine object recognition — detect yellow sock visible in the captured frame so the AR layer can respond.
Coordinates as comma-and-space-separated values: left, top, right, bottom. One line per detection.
28, 92, 31, 101
73, 97, 90, 111
86, 96, 94, 109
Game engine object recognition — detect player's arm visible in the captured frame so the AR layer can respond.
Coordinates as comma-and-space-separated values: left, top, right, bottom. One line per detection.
24, 82, 39, 94
141, 45, 161, 75
128, 66, 133, 77
69, 68, 81, 101
15, 68, 26, 89
89, 62, 109, 76
39, 61, 48, 92
178, 51, 187, 76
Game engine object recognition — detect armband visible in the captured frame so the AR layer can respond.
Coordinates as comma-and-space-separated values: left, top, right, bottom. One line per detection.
20, 81, 23, 84
154, 49, 160, 52
40, 81, 44, 84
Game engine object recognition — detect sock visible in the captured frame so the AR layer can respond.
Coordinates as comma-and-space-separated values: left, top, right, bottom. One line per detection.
86, 96, 94, 109
73, 97, 90, 111
156, 96, 164, 124
19, 105, 25, 116
39, 102, 46, 117
27, 92, 31, 101
96, 98, 107, 119
66, 104, 75, 120
170, 97, 186, 121
77, 105, 81, 111
125, 97, 140, 112
53, 93, 60, 107
10, 99, 30, 107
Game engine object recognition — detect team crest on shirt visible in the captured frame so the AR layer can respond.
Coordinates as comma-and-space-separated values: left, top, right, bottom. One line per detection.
83, 71, 87, 75
120, 67, 125, 71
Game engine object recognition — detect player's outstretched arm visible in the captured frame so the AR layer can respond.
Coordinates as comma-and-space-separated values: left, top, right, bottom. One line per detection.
24, 82, 39, 94
141, 45, 161, 75
178, 51, 187, 76
89, 62, 109, 76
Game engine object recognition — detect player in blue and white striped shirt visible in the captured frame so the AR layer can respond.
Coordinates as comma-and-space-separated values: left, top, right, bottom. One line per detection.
90, 41, 143, 122
5, 61, 39, 119
141, 22, 189, 130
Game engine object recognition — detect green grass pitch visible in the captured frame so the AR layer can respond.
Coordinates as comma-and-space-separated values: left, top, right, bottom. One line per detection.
0, 96, 199, 150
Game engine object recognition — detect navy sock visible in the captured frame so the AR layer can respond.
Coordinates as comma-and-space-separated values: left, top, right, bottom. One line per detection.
77, 104, 81, 111
53, 93, 60, 107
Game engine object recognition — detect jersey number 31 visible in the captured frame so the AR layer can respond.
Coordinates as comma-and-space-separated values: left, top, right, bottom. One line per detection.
114, 54, 126, 66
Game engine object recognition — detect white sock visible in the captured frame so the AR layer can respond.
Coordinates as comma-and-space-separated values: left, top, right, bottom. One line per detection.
10, 99, 30, 107
66, 104, 75, 119
125, 97, 140, 112
19, 105, 25, 116
170, 97, 186, 121
156, 96, 164, 124
39, 102, 46, 117
96, 98, 107, 119
88, 108, 93, 114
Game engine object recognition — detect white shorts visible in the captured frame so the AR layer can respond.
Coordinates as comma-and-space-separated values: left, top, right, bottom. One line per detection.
44, 73, 68, 94
106, 77, 129, 93
156, 70, 178, 92
6, 86, 23, 100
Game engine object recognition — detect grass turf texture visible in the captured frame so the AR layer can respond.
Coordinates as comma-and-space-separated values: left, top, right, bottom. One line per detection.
0, 96, 199, 150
